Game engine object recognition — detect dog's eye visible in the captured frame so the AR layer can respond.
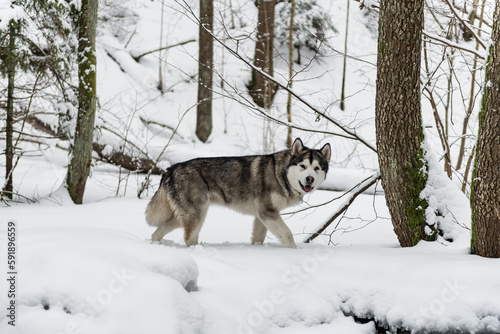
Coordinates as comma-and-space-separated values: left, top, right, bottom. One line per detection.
314, 167, 320, 172
300, 164, 306, 169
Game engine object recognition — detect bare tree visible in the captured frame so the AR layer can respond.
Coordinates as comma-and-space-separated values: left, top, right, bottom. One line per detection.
2, 20, 17, 199
375, 0, 435, 247
67, 0, 99, 204
248, 0, 276, 109
470, 1, 500, 258
285, 0, 295, 148
196, 0, 214, 143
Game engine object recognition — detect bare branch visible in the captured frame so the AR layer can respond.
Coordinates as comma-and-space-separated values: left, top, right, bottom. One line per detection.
177, 0, 378, 153
422, 30, 485, 60
442, 0, 487, 50
304, 171, 381, 243
130, 39, 196, 61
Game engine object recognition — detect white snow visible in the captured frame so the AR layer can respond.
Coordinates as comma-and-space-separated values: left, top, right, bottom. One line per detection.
2, 192, 500, 334
1, 0, 499, 333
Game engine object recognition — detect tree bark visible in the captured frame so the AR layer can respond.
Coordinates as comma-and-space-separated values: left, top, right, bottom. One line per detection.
286, 0, 295, 147
375, 0, 434, 247
67, 0, 99, 204
470, 1, 500, 258
196, 0, 213, 142
248, 0, 276, 109
3, 22, 16, 199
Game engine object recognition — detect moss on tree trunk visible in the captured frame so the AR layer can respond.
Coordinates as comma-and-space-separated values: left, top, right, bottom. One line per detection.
470, 2, 500, 258
375, 0, 434, 247
67, 0, 99, 204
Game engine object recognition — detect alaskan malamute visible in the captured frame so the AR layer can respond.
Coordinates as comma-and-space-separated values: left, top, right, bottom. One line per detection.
145, 138, 330, 248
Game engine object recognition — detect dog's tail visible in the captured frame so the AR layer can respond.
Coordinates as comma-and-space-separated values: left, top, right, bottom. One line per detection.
145, 173, 173, 227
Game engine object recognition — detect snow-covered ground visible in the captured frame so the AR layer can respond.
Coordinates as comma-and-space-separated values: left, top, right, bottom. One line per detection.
2, 177, 500, 334
2, 0, 499, 333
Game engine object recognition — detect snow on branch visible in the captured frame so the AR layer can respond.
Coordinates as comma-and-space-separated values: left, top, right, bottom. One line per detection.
304, 171, 381, 244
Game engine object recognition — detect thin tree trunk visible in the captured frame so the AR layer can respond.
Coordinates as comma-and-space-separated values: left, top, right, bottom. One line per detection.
67, 0, 99, 204
3, 22, 16, 199
455, 0, 485, 171
340, 0, 350, 111
249, 0, 275, 109
196, 0, 213, 142
470, 1, 500, 258
375, 0, 434, 247
158, 0, 165, 93
286, 0, 295, 148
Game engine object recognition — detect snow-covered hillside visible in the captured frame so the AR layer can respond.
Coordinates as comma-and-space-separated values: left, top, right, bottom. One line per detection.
1, 0, 499, 333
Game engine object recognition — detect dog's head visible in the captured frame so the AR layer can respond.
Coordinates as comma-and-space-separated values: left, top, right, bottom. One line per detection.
287, 138, 331, 195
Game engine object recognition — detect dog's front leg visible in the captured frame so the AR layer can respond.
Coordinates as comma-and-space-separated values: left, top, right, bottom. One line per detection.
258, 210, 296, 249
251, 217, 267, 245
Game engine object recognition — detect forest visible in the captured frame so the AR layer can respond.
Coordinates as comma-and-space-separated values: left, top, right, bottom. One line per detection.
1, 0, 499, 333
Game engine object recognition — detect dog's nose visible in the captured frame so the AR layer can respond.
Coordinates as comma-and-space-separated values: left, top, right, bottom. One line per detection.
306, 176, 314, 184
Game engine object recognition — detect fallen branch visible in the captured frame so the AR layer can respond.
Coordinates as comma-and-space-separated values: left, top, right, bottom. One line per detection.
304, 171, 381, 243
25, 116, 162, 175
92, 143, 163, 174
131, 39, 196, 61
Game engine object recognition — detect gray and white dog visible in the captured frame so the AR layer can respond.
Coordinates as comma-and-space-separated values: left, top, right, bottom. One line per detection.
145, 138, 331, 248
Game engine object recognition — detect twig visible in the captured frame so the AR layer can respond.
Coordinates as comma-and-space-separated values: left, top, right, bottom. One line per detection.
131, 39, 196, 61
422, 30, 485, 60
178, 0, 378, 154
304, 171, 381, 243
137, 103, 193, 198
442, 0, 486, 50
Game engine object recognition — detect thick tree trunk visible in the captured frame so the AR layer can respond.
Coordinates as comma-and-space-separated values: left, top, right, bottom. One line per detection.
3, 23, 16, 199
375, 0, 433, 247
249, 0, 275, 109
67, 0, 99, 204
471, 2, 500, 258
196, 0, 213, 143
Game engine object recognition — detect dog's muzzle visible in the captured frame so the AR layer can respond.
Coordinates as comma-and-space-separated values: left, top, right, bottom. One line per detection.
300, 176, 315, 192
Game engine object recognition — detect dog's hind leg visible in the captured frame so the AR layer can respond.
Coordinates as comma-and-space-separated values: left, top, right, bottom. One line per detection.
152, 218, 181, 242
183, 205, 209, 247
251, 217, 267, 245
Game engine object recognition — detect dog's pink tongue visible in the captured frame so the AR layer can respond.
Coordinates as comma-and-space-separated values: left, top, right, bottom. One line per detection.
304, 185, 313, 192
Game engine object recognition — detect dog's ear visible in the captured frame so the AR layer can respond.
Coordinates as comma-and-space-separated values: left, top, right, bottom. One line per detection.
291, 138, 304, 155
320, 143, 331, 163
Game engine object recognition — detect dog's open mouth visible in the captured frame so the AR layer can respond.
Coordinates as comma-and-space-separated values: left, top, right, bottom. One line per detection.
300, 182, 313, 193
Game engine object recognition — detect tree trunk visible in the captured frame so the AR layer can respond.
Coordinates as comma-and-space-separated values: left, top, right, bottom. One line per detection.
196, 0, 213, 143
340, 0, 350, 111
3, 22, 16, 199
248, 0, 275, 109
375, 0, 434, 247
470, 2, 500, 258
286, 0, 295, 148
67, 0, 99, 204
